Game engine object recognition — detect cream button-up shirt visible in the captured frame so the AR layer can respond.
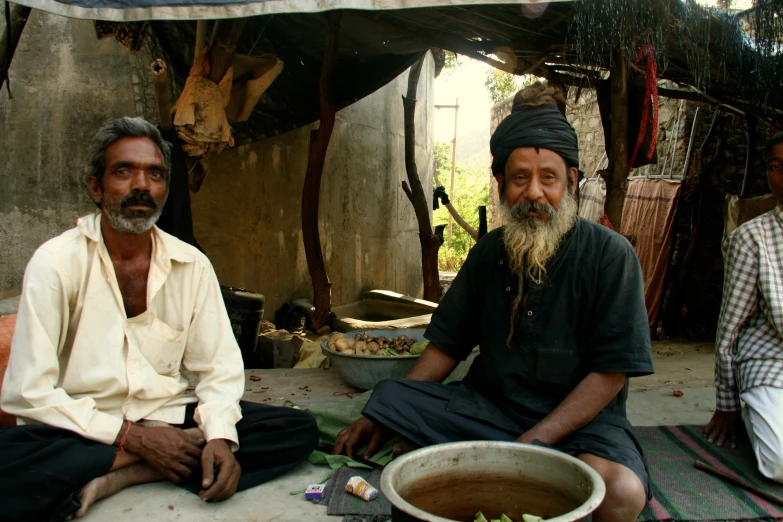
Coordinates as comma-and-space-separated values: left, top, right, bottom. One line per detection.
1, 212, 244, 447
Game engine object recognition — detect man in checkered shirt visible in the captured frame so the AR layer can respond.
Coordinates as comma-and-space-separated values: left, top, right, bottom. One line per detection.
704, 130, 783, 483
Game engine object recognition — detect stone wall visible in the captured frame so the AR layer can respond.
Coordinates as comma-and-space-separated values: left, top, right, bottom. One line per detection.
0, 13, 435, 319
0, 12, 140, 292
191, 55, 435, 316
487, 84, 773, 339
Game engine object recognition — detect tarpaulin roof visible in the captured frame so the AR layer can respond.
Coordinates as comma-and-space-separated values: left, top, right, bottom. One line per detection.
11, 0, 570, 21
14, 0, 782, 142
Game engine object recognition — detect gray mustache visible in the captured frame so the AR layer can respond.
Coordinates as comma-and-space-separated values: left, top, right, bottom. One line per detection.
510, 201, 556, 219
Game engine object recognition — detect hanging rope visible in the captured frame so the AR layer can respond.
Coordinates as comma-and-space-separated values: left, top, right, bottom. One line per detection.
627, 43, 659, 172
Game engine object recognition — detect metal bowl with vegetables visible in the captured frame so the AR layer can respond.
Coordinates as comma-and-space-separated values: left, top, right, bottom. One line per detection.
321, 328, 428, 390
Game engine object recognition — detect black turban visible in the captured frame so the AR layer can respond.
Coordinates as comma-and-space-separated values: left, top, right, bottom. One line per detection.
490, 106, 579, 176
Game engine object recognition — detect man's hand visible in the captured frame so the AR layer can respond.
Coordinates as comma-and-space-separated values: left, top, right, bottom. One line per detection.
704, 410, 743, 448
199, 439, 241, 502
123, 425, 204, 483
333, 416, 387, 460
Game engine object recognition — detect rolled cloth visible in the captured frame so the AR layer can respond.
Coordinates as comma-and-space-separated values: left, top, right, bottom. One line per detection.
490, 106, 579, 175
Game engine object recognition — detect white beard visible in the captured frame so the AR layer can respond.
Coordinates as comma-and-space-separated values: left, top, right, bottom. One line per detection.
500, 188, 578, 284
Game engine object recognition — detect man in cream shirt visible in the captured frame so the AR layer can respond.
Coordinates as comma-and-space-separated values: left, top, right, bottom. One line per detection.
0, 117, 318, 521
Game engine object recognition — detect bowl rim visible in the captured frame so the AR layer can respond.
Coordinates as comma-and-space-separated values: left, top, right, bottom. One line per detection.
379, 440, 607, 522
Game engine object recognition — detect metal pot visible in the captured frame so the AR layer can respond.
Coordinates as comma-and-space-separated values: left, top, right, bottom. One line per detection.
380, 441, 606, 522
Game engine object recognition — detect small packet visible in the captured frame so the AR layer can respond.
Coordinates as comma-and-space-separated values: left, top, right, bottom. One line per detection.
305, 484, 326, 500
345, 476, 378, 501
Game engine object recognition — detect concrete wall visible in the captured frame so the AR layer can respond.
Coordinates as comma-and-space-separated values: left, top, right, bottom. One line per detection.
0, 11, 435, 317
191, 55, 435, 317
0, 12, 143, 292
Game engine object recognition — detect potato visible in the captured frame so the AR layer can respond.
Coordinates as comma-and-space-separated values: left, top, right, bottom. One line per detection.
346, 338, 356, 349
342, 348, 356, 355
355, 341, 367, 354
368, 341, 380, 354
334, 338, 350, 352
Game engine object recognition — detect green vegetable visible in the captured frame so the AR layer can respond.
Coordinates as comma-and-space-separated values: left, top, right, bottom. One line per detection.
522, 515, 543, 522
409, 341, 428, 355
384, 348, 398, 356
500, 516, 515, 522
474, 513, 490, 522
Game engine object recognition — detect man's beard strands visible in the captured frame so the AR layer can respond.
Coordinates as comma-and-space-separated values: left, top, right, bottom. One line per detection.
501, 189, 578, 285
102, 189, 168, 235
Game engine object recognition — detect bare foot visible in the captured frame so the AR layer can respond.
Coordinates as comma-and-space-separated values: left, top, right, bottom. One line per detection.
74, 463, 165, 518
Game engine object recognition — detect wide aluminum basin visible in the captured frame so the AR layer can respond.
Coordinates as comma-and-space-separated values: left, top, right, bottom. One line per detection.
380, 441, 606, 522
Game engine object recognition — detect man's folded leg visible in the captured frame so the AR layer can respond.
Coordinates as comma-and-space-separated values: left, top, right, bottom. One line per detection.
0, 424, 117, 522
178, 401, 319, 494
741, 386, 783, 482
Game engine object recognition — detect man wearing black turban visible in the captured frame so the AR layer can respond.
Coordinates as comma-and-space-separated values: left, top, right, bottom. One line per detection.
334, 83, 653, 522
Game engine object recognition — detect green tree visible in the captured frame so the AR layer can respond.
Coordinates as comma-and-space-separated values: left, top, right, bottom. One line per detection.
443, 51, 461, 70
432, 142, 490, 271
484, 70, 538, 105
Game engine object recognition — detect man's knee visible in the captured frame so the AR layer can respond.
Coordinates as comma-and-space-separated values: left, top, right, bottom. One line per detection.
366, 379, 409, 410
579, 454, 646, 522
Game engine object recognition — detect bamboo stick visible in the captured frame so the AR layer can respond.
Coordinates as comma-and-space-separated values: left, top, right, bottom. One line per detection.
694, 461, 783, 507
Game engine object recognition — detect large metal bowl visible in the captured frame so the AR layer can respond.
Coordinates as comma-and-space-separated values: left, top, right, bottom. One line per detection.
321, 328, 425, 390
381, 441, 606, 522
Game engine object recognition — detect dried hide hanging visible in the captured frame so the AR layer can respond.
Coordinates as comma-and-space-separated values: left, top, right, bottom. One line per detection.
172, 50, 284, 157
172, 52, 234, 157
596, 74, 659, 169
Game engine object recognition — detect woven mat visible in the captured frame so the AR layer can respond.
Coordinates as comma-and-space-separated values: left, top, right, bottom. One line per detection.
638, 425, 783, 521
325, 465, 391, 519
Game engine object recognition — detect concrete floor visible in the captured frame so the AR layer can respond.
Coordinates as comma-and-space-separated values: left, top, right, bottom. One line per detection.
80, 341, 718, 522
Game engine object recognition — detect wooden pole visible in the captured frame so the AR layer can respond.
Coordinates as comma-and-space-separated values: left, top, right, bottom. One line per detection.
150, 59, 173, 132
740, 114, 757, 197
301, 12, 340, 329
194, 20, 207, 60
448, 98, 459, 248
605, 52, 629, 231
0, 3, 32, 94
401, 55, 443, 303
694, 461, 783, 507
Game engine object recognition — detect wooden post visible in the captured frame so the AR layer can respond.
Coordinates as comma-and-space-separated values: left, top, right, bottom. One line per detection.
150, 59, 173, 132
605, 52, 629, 231
301, 12, 340, 329
448, 98, 458, 248
401, 55, 443, 303
0, 3, 32, 94
740, 114, 757, 197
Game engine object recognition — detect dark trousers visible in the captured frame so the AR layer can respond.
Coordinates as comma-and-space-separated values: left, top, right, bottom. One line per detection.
0, 401, 318, 522
363, 379, 651, 499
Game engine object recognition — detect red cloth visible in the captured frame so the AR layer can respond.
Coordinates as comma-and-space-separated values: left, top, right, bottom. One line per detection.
0, 314, 17, 427
620, 179, 682, 329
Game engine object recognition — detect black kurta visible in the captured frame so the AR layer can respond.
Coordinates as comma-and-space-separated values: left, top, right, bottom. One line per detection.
363, 218, 654, 494
428, 217, 653, 428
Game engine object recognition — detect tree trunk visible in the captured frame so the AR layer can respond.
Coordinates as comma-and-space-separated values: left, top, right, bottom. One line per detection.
301, 12, 341, 329
605, 53, 629, 231
401, 55, 443, 303
0, 3, 32, 94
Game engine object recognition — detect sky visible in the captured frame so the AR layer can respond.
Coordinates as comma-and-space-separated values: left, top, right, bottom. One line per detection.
433, 57, 501, 168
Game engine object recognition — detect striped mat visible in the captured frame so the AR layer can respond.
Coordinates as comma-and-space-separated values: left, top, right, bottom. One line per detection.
638, 425, 783, 521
